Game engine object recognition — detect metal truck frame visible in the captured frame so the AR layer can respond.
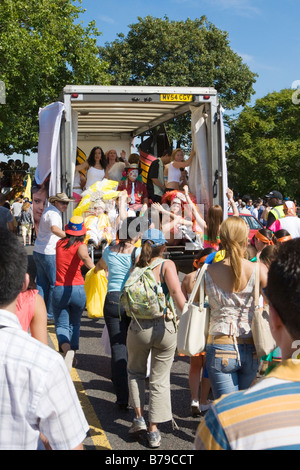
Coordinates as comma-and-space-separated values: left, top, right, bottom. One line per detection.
43, 85, 227, 270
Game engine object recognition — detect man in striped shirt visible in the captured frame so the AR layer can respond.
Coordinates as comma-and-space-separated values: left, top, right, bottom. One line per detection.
195, 238, 300, 450
0, 229, 89, 450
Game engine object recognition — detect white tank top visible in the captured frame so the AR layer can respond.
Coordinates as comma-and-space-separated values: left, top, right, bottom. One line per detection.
167, 162, 181, 183
85, 166, 105, 188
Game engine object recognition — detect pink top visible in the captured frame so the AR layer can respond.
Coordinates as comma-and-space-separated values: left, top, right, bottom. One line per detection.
15, 289, 38, 332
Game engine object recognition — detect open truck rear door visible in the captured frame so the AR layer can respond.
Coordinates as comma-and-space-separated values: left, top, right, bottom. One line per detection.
36, 86, 227, 269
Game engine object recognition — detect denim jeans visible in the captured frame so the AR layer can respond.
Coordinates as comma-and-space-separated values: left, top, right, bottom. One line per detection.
205, 342, 259, 399
52, 285, 86, 351
33, 251, 56, 320
103, 291, 131, 406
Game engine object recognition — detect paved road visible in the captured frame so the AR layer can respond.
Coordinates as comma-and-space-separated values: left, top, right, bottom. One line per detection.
47, 312, 206, 452
26, 245, 206, 453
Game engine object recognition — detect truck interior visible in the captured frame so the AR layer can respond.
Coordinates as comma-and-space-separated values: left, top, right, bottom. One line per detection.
56, 86, 227, 272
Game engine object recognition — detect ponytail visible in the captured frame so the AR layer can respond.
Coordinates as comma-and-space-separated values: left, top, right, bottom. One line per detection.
207, 205, 223, 242
220, 217, 249, 292
116, 216, 138, 252
136, 242, 163, 268
273, 229, 292, 244
226, 241, 244, 291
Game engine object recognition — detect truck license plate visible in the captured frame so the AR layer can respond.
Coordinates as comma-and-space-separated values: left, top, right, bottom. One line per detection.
160, 94, 193, 102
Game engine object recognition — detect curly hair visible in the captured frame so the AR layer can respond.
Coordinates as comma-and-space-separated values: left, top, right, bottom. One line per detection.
87, 146, 107, 169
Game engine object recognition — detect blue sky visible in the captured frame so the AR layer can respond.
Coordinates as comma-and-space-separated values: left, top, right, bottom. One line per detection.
3, 0, 299, 165
78, 0, 299, 103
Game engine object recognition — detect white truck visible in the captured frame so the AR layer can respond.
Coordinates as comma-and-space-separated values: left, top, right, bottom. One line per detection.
36, 85, 228, 268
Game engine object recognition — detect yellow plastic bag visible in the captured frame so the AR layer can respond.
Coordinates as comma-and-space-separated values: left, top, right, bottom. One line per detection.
84, 268, 107, 319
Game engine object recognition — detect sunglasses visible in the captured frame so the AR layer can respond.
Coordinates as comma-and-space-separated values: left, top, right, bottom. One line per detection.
58, 201, 69, 205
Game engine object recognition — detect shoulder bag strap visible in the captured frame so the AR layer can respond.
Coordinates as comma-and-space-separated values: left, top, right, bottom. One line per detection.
160, 261, 166, 282
198, 265, 208, 312
254, 262, 260, 308
149, 258, 165, 271
188, 263, 208, 306
124, 258, 164, 288
131, 246, 137, 266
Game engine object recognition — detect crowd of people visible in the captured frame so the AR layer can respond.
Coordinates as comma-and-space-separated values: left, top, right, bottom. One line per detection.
231, 190, 299, 229
1, 145, 300, 451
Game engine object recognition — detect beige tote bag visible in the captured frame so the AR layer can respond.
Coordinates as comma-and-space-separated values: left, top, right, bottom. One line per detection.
251, 262, 276, 358
177, 263, 210, 356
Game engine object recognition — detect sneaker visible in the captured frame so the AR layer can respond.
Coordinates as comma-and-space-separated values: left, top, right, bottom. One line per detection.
129, 416, 147, 434
191, 399, 201, 417
199, 401, 213, 413
147, 430, 161, 448
64, 350, 75, 373
72, 356, 78, 368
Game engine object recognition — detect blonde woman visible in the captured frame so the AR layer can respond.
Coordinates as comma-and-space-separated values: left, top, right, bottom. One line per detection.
164, 148, 195, 191
204, 216, 268, 399
20, 202, 34, 246
105, 149, 127, 182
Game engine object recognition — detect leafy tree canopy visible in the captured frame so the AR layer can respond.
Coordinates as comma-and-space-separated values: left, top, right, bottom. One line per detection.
226, 88, 300, 201
99, 15, 257, 146
0, 0, 110, 156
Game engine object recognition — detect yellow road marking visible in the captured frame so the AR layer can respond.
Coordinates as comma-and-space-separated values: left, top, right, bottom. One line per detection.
47, 325, 112, 450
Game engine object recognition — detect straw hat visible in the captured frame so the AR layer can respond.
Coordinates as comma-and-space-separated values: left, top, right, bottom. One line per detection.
48, 192, 75, 204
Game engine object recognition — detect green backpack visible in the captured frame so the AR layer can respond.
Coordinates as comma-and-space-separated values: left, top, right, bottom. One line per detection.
120, 259, 167, 320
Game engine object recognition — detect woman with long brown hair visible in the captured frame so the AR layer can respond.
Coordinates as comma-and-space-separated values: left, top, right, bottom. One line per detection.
204, 216, 268, 399
204, 204, 224, 250
183, 186, 239, 250
75, 146, 107, 190
95, 217, 141, 410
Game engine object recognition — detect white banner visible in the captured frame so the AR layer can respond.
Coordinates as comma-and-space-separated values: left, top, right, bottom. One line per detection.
35, 102, 65, 197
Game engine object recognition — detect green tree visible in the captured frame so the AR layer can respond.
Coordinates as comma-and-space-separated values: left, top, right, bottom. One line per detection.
0, 0, 110, 156
99, 15, 257, 146
226, 88, 300, 201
